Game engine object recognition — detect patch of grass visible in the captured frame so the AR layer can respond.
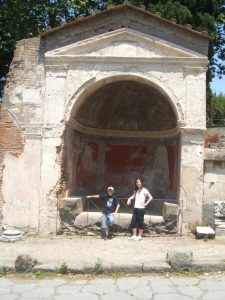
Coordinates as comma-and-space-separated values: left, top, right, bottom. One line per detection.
0, 266, 7, 277
165, 253, 170, 264
59, 262, 69, 275
92, 259, 104, 275
203, 235, 208, 242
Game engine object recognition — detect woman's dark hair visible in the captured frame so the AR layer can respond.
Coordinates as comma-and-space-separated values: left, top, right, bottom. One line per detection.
134, 178, 143, 191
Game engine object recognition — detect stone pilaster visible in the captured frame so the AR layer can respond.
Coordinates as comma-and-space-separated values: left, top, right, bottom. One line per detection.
179, 128, 205, 231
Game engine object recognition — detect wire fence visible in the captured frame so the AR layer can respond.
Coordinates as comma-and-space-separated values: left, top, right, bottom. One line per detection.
207, 117, 225, 127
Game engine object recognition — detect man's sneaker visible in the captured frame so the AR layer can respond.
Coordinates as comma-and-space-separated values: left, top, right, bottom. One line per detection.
128, 235, 136, 240
134, 235, 143, 241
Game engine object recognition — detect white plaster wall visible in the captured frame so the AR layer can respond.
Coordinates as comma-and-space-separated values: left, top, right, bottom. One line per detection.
185, 71, 206, 128
2, 139, 41, 231
39, 136, 62, 234
44, 72, 67, 124
203, 160, 225, 205
180, 131, 205, 229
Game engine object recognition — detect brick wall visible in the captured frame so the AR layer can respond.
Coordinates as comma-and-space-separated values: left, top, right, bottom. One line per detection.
4, 37, 41, 105
0, 106, 24, 230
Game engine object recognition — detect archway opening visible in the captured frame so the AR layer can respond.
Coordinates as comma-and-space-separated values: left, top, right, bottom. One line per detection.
61, 78, 180, 234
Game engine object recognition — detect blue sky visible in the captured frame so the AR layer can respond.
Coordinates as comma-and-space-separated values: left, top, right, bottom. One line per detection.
211, 75, 225, 95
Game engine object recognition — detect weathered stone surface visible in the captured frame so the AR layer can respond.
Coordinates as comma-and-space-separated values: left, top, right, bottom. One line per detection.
202, 204, 215, 228
196, 226, 215, 239
213, 201, 225, 237
59, 197, 84, 226
15, 254, 37, 272
0, 229, 22, 242
167, 251, 193, 270
163, 202, 179, 221
215, 225, 225, 237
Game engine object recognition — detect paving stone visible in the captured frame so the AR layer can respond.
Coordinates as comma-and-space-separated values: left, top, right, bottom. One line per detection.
150, 278, 177, 294
169, 276, 200, 286
20, 287, 55, 298
101, 292, 136, 300
128, 286, 153, 299
154, 294, 192, 300
178, 286, 204, 298
56, 284, 84, 294
0, 286, 12, 294
0, 279, 14, 287
12, 283, 37, 293
1, 274, 225, 300
199, 278, 225, 290
82, 282, 117, 294
116, 277, 149, 291
202, 291, 225, 300
55, 294, 99, 300
67, 279, 88, 285
0, 295, 18, 300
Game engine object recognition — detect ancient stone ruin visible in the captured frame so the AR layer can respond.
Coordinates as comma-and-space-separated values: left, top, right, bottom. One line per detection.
1, 3, 220, 236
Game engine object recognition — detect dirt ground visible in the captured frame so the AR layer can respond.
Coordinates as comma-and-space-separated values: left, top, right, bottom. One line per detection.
1, 234, 225, 268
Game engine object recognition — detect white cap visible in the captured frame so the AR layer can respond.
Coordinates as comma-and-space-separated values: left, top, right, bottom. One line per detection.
107, 186, 114, 191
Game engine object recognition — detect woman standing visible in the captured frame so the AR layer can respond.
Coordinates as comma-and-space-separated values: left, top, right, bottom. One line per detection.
127, 178, 153, 241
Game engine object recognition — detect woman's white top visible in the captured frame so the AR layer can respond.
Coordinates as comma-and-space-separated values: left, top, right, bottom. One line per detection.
134, 187, 150, 209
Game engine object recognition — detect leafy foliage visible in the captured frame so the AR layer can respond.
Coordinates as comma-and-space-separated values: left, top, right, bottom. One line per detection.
0, 0, 102, 96
92, 258, 104, 275
59, 262, 69, 274
207, 92, 225, 125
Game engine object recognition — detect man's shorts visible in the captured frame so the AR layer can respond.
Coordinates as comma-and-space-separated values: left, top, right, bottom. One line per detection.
101, 213, 114, 228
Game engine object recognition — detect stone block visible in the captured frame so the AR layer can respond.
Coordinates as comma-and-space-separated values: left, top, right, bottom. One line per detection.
215, 224, 225, 237
163, 202, 180, 221
167, 251, 193, 270
15, 255, 37, 272
214, 201, 225, 217
196, 226, 215, 239
74, 212, 102, 227
202, 204, 215, 228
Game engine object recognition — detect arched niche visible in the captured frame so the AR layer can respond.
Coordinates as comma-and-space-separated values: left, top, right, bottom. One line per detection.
63, 78, 180, 204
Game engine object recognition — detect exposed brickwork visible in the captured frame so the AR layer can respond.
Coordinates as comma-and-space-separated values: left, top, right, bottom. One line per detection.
0, 106, 24, 230
205, 133, 219, 148
205, 128, 225, 149
4, 37, 41, 100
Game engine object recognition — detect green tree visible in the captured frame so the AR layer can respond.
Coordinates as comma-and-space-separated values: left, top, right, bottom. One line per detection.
207, 92, 225, 125
0, 0, 102, 97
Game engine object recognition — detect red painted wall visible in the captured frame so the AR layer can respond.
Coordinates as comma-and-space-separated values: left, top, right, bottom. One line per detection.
73, 136, 179, 199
